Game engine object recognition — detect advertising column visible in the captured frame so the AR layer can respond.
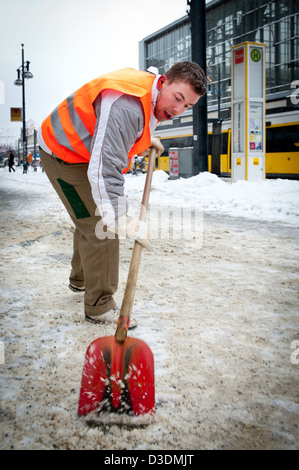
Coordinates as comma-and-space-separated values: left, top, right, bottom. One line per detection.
231, 42, 266, 182
169, 148, 179, 178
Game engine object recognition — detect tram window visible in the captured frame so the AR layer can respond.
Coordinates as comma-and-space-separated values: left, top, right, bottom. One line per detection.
221, 132, 228, 154
208, 134, 212, 154
160, 139, 169, 156
160, 136, 193, 154
266, 125, 299, 153
175, 136, 193, 147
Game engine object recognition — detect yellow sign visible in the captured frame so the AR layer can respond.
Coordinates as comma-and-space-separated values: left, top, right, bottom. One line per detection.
11, 107, 22, 122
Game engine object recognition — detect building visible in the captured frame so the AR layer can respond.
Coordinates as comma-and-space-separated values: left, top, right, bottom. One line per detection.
139, 0, 299, 118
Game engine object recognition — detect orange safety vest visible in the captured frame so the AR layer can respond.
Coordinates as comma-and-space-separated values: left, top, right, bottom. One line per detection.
41, 68, 156, 172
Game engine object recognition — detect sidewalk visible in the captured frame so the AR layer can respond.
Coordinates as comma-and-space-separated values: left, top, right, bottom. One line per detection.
0, 167, 298, 449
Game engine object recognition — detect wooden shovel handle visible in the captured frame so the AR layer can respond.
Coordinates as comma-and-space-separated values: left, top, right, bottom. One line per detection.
115, 147, 157, 343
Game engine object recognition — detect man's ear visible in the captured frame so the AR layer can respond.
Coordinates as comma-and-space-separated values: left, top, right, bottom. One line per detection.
157, 75, 167, 90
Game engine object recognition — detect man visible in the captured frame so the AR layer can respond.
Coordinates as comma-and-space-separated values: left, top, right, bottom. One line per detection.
38, 61, 206, 328
8, 151, 15, 172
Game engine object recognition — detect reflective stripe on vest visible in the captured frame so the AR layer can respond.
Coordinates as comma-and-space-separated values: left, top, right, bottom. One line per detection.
41, 68, 156, 171
51, 94, 91, 160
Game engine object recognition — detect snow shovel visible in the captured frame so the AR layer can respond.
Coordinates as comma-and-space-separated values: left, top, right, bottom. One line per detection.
78, 148, 157, 420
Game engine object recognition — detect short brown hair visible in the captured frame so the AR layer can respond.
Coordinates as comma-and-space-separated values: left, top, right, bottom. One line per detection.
165, 61, 206, 96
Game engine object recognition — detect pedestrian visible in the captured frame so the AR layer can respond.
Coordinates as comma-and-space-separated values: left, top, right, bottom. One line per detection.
8, 152, 15, 172
27, 153, 33, 170
38, 62, 206, 328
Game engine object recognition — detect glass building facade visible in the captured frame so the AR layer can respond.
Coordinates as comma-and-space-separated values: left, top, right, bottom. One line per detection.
144, 17, 192, 72
139, 0, 299, 113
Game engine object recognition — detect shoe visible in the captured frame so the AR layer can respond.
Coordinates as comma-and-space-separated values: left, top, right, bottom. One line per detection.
69, 283, 85, 292
85, 306, 138, 329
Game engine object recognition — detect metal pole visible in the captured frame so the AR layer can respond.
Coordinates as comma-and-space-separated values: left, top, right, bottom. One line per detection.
188, 0, 208, 175
21, 44, 27, 173
218, 64, 221, 118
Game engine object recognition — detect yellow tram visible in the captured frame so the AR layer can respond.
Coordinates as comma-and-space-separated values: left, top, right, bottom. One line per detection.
152, 110, 299, 179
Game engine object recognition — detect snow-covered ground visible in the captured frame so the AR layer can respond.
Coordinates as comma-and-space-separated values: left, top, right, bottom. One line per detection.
0, 165, 298, 450
125, 168, 299, 227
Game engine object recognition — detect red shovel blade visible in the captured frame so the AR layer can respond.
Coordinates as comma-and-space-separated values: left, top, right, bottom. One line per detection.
78, 336, 155, 417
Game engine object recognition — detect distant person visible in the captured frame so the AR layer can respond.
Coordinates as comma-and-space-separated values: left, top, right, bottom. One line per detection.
38, 62, 206, 328
27, 153, 33, 169
8, 152, 15, 173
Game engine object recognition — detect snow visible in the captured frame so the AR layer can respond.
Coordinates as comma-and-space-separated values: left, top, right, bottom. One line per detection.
0, 166, 298, 450
125, 169, 299, 227
1, 167, 298, 226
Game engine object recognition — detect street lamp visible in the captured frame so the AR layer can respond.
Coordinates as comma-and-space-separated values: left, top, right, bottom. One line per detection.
14, 44, 33, 173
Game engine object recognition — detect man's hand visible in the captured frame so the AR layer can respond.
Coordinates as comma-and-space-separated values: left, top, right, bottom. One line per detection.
138, 137, 164, 158
150, 137, 164, 156
107, 214, 151, 250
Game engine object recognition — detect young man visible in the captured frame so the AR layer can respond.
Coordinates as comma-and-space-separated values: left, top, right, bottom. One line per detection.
38, 61, 206, 328
8, 151, 15, 173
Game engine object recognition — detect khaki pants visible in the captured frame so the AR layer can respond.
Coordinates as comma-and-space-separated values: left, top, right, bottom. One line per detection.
40, 149, 119, 318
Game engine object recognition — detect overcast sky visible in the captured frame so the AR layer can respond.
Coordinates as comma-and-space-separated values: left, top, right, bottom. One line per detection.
0, 0, 190, 145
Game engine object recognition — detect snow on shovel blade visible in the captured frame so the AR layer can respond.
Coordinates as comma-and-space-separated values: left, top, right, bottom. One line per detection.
78, 336, 155, 417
